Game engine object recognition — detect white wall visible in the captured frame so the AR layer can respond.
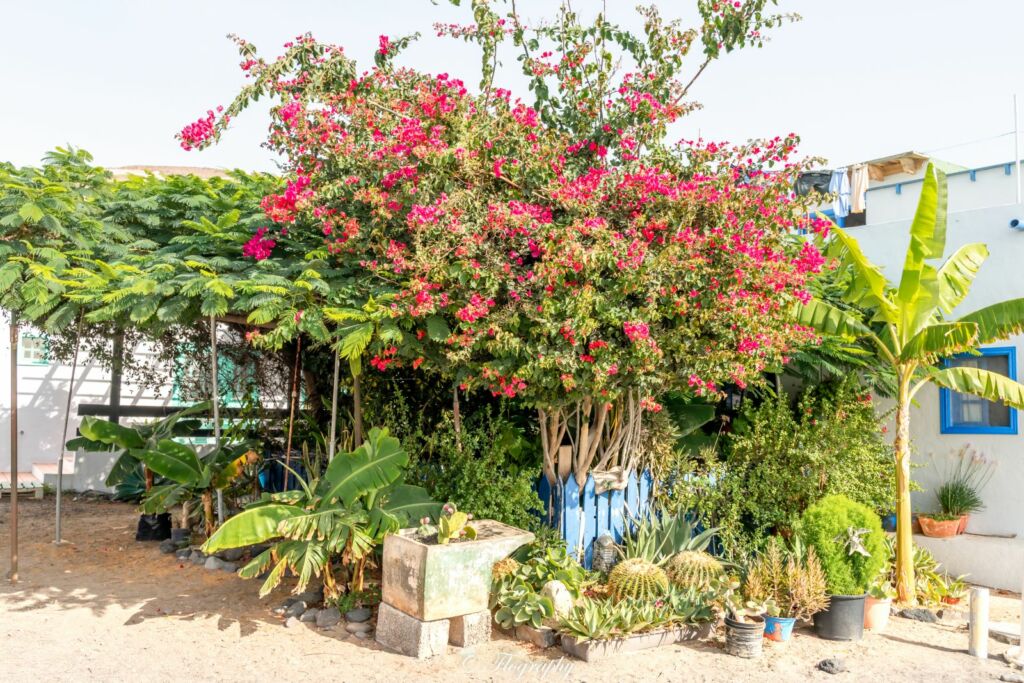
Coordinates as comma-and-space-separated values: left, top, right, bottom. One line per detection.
852, 201, 1024, 538
0, 319, 177, 475
866, 162, 1022, 225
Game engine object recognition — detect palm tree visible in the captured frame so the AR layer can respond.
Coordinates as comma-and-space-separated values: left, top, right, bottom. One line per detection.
796, 163, 1024, 603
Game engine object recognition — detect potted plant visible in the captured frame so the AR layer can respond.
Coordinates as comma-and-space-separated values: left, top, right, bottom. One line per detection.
744, 538, 829, 642
933, 445, 995, 534
798, 495, 886, 641
382, 502, 534, 621
917, 512, 962, 538
719, 578, 770, 658
864, 579, 894, 631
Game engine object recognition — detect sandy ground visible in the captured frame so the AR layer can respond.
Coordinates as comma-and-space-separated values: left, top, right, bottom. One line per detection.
0, 497, 1020, 683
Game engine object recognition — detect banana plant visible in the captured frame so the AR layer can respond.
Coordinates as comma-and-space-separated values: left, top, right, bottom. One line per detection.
202, 427, 440, 598
74, 402, 255, 534
795, 162, 1024, 603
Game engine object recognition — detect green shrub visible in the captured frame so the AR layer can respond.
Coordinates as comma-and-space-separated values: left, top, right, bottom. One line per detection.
662, 378, 895, 559
411, 411, 544, 531
798, 494, 885, 595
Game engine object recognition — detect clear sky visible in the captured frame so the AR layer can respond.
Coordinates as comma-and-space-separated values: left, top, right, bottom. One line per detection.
2, 0, 1022, 172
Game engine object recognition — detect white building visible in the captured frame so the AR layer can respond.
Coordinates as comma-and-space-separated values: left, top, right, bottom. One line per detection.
847, 152, 1024, 590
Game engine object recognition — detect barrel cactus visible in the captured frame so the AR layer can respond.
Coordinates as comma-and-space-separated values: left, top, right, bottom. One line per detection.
665, 550, 725, 591
608, 558, 670, 601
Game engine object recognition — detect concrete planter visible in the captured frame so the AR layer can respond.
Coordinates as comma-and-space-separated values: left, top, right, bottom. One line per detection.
515, 624, 560, 649
382, 520, 533, 621
560, 622, 713, 662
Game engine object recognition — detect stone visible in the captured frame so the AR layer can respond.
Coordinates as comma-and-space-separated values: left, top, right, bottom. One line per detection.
346, 621, 373, 634
284, 616, 301, 629
159, 539, 178, 554
898, 608, 938, 623
817, 657, 846, 675
540, 580, 574, 625
999, 674, 1024, 683
991, 621, 1022, 645
375, 601, 450, 659
345, 607, 372, 623
220, 562, 238, 573
190, 550, 206, 565
354, 631, 371, 640
515, 624, 559, 649
216, 547, 245, 562
284, 601, 307, 619
449, 609, 492, 648
381, 521, 534, 621
316, 606, 341, 629
204, 556, 228, 571
175, 548, 192, 560
300, 608, 320, 623
291, 588, 324, 606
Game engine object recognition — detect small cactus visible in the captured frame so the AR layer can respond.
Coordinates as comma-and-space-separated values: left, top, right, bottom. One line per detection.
665, 550, 725, 591
436, 502, 477, 544
607, 558, 669, 601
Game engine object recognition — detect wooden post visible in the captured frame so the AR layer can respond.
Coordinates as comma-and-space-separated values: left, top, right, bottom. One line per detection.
283, 337, 302, 486
209, 317, 224, 525
8, 318, 18, 583
969, 587, 989, 659
328, 350, 340, 462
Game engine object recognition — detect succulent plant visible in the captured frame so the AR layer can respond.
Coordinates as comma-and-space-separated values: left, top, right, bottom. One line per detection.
665, 550, 725, 591
492, 557, 521, 582
607, 558, 669, 601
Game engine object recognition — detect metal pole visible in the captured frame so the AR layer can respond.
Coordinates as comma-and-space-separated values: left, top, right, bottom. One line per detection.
1015, 94, 1021, 205
209, 317, 224, 525
8, 318, 19, 583
56, 315, 83, 544
327, 349, 340, 462
283, 337, 302, 486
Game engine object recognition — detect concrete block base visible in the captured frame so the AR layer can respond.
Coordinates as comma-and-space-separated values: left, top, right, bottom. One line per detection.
450, 609, 492, 647
375, 602, 450, 659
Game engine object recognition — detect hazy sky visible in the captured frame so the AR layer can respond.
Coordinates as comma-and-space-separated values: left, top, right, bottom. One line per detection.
2, 1, 1023, 172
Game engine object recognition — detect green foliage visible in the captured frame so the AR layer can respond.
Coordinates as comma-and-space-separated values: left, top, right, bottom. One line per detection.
883, 537, 964, 606
558, 586, 714, 642
666, 378, 895, 559
491, 540, 588, 630
421, 502, 477, 544
798, 495, 886, 595
409, 410, 544, 531
620, 507, 717, 566
664, 551, 725, 592
607, 558, 670, 601
203, 427, 439, 598
935, 445, 994, 516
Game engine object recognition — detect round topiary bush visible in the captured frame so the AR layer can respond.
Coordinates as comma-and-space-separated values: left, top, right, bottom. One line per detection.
608, 558, 670, 601
665, 550, 725, 592
797, 494, 885, 596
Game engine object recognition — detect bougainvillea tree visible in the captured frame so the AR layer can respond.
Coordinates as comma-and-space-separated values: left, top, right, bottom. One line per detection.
178, 1, 827, 487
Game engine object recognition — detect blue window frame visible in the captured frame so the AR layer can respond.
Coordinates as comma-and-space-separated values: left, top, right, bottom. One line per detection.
939, 346, 1018, 435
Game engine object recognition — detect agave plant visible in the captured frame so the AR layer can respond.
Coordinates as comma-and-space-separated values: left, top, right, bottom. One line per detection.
202, 427, 440, 598
620, 506, 718, 566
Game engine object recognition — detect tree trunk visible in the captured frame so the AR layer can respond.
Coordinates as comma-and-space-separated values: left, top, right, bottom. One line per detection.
202, 490, 214, 538
893, 373, 915, 604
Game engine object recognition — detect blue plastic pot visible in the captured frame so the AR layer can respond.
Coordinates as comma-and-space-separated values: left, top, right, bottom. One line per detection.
763, 615, 796, 642
882, 513, 897, 532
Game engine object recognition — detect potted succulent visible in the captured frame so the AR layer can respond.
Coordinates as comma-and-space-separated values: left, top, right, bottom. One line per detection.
720, 579, 770, 658
744, 538, 829, 642
798, 495, 886, 641
381, 502, 534, 620
932, 446, 995, 535
864, 579, 895, 631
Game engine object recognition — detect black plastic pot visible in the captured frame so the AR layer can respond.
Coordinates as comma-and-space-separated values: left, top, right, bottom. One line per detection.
814, 594, 866, 641
135, 513, 172, 541
725, 615, 764, 658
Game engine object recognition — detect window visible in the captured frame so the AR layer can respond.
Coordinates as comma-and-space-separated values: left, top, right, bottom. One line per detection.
18, 332, 49, 365
939, 347, 1018, 434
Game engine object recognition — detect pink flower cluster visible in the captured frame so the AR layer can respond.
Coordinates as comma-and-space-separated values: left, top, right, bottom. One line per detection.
242, 227, 276, 260
178, 106, 223, 151
623, 321, 650, 343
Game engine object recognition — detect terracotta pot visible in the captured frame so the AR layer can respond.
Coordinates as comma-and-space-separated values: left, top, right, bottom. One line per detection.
864, 596, 891, 631
918, 515, 960, 538
957, 514, 969, 534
